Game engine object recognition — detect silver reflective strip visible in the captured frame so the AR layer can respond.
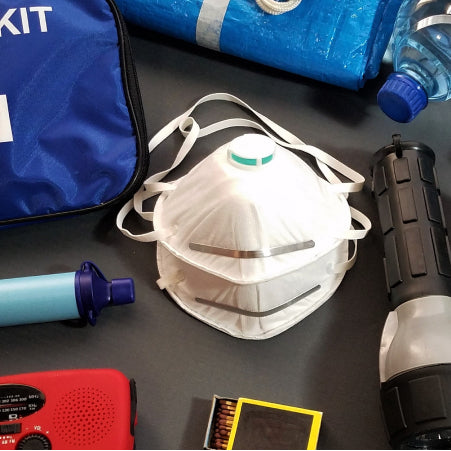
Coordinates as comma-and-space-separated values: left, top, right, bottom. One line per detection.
415, 14, 451, 32
189, 240, 315, 258
195, 0, 230, 51
195, 285, 321, 317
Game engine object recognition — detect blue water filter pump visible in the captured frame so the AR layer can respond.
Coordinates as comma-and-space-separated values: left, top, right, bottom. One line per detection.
0, 262, 135, 327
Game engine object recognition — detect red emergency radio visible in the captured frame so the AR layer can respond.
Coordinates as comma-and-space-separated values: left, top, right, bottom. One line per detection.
0, 369, 137, 450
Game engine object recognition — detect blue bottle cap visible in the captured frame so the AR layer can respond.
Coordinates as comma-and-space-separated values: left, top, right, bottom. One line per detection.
377, 72, 428, 123
75, 262, 135, 325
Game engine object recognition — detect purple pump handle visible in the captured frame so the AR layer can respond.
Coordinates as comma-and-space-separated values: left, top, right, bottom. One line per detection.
74, 261, 135, 325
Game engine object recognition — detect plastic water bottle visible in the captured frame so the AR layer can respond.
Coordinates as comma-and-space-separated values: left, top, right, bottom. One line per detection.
377, 0, 451, 122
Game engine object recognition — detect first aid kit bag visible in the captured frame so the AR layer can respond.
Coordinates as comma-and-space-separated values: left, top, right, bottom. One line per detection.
0, 0, 148, 226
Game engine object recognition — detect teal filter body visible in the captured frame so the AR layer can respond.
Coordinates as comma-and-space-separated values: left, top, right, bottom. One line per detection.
0, 262, 135, 327
378, 0, 451, 122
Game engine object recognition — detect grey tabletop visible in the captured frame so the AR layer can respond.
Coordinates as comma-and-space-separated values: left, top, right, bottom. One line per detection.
1, 25, 451, 450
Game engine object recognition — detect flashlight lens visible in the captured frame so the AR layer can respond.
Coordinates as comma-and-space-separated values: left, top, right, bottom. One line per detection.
401, 429, 451, 450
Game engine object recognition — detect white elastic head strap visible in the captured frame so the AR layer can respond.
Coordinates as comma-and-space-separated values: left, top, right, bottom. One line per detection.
147, 93, 365, 193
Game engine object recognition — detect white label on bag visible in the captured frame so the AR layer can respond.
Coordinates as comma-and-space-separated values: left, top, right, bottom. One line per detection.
0, 95, 13, 143
0, 7, 53, 37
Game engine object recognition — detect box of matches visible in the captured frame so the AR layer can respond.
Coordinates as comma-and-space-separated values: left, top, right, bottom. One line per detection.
203, 395, 322, 450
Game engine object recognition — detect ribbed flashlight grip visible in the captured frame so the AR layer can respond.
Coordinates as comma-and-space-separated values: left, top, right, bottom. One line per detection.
371, 135, 451, 308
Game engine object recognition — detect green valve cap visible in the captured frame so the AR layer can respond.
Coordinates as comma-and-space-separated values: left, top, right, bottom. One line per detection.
227, 134, 275, 167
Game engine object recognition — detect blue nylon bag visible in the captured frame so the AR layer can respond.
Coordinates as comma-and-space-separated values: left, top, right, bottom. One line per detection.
0, 0, 148, 225
114, 0, 402, 90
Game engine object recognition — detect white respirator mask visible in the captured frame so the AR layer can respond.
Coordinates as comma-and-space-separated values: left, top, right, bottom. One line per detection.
117, 93, 371, 339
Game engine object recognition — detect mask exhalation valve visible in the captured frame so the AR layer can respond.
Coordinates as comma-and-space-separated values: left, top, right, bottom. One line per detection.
227, 134, 275, 167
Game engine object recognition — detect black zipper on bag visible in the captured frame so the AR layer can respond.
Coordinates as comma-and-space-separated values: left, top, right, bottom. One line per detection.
107, 0, 150, 198
1, 0, 149, 227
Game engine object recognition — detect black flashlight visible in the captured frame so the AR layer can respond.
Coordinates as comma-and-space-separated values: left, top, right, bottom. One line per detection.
371, 134, 451, 449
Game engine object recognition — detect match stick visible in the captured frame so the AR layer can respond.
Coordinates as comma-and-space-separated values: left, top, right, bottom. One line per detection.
210, 399, 238, 449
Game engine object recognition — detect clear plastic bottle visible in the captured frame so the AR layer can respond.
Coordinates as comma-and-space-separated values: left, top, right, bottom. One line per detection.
378, 0, 451, 122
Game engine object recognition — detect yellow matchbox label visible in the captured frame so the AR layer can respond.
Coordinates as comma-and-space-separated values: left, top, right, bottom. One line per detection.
227, 398, 322, 450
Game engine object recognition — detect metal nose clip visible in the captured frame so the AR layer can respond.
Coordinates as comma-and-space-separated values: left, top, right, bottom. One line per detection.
189, 240, 315, 258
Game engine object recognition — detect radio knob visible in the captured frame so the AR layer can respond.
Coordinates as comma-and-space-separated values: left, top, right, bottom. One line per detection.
16, 434, 51, 450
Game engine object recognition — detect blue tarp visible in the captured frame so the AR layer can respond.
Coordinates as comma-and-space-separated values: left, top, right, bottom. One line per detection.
115, 0, 402, 90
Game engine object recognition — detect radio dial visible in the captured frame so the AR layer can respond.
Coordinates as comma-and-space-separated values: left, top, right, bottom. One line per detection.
16, 434, 51, 450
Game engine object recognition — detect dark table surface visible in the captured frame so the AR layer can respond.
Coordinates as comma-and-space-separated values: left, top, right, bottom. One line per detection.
1, 24, 451, 450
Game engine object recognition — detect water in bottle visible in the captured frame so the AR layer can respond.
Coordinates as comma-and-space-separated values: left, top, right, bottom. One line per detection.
377, 0, 451, 122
